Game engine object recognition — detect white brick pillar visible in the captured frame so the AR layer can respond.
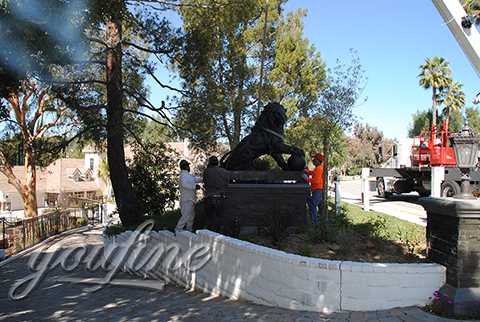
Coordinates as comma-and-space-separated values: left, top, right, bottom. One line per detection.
361, 168, 370, 212
431, 166, 445, 198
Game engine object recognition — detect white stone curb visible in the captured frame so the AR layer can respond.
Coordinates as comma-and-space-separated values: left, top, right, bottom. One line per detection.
102, 229, 446, 313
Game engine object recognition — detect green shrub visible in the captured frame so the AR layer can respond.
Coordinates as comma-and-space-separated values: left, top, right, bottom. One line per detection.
103, 208, 182, 237
298, 244, 312, 257
259, 207, 291, 246
127, 142, 178, 218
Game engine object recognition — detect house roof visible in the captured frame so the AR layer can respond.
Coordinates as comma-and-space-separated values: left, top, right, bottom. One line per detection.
0, 140, 229, 195
0, 158, 100, 195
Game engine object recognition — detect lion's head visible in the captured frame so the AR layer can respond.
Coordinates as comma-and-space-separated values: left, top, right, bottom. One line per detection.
253, 102, 287, 134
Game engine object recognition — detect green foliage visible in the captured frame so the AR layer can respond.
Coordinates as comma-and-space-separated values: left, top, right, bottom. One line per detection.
418, 57, 452, 93
466, 106, 480, 133
140, 119, 176, 144
314, 51, 366, 132
269, 9, 326, 118
344, 203, 425, 254
286, 116, 347, 168
417, 57, 467, 132
409, 107, 480, 137
441, 81, 465, 115
447, 108, 464, 133
305, 201, 424, 258
343, 123, 394, 175
259, 206, 291, 246
298, 244, 312, 257
127, 142, 178, 218
175, 1, 326, 149
408, 110, 431, 137
424, 288, 479, 320
103, 208, 182, 237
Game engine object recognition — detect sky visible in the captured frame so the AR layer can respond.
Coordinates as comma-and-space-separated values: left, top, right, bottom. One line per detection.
147, 0, 479, 140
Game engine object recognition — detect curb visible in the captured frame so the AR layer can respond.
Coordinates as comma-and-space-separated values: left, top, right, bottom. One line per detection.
0, 224, 94, 268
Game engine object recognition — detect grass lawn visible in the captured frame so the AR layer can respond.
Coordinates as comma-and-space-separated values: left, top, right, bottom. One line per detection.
104, 201, 426, 263
240, 201, 427, 263
342, 203, 425, 253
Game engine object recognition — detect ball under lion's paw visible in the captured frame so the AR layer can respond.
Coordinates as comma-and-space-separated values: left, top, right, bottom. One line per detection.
287, 153, 306, 171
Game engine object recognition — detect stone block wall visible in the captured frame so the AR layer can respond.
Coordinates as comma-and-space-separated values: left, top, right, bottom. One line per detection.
224, 183, 308, 227
103, 230, 445, 313
427, 213, 480, 288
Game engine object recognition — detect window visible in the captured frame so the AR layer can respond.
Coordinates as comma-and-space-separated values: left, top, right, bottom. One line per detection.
2, 202, 11, 211
89, 158, 94, 171
74, 192, 85, 199
72, 168, 82, 182
84, 169, 93, 181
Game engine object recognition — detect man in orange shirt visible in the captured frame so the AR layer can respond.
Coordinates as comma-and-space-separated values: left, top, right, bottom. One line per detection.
305, 153, 325, 225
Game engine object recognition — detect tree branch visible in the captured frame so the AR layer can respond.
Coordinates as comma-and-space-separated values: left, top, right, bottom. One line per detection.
30, 90, 49, 130
0, 149, 24, 194
86, 36, 108, 47
124, 108, 170, 127
122, 123, 149, 155
123, 41, 170, 55
124, 52, 184, 93
34, 108, 67, 139
47, 79, 106, 86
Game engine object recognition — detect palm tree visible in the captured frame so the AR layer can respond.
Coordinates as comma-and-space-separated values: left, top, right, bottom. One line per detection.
441, 81, 465, 132
418, 57, 452, 133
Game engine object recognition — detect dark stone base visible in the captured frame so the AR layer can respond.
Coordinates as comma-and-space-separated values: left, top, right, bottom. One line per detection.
223, 183, 309, 228
439, 284, 480, 317
194, 171, 309, 234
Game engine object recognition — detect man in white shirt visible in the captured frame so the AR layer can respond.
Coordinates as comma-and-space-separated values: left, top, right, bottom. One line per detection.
176, 159, 202, 231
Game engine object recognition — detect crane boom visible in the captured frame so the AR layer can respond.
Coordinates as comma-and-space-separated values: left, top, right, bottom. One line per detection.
432, 0, 480, 77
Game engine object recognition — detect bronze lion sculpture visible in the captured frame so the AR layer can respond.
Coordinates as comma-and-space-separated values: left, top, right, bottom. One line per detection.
220, 102, 305, 171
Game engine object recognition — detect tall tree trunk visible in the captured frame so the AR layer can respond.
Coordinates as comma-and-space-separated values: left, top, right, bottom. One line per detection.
445, 107, 450, 133
23, 146, 38, 217
322, 136, 329, 220
105, 13, 142, 226
232, 109, 241, 148
432, 87, 437, 130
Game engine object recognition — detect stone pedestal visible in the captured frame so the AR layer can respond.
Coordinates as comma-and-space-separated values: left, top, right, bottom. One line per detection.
421, 197, 480, 317
225, 171, 308, 229
195, 171, 308, 234
224, 182, 308, 228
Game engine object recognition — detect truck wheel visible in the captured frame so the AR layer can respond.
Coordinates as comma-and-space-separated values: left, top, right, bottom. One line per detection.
441, 181, 461, 197
377, 178, 391, 198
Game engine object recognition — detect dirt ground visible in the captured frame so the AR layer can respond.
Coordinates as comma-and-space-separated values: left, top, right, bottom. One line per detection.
242, 231, 428, 263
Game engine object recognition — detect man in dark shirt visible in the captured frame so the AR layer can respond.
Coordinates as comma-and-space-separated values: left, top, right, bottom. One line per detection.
203, 156, 230, 233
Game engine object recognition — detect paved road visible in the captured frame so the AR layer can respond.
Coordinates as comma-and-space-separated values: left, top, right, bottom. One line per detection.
0, 227, 471, 322
336, 179, 427, 227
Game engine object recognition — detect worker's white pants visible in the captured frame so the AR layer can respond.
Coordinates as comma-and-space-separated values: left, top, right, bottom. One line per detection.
176, 200, 195, 231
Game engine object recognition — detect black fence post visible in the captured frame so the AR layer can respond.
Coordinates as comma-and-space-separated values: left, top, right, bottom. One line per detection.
22, 223, 26, 249
2, 219, 5, 249
32, 219, 35, 245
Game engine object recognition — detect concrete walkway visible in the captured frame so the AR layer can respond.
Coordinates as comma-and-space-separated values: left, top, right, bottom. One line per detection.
0, 228, 473, 322
336, 179, 427, 227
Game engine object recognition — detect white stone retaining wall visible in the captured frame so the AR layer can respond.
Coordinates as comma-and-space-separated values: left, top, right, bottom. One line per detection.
103, 229, 445, 313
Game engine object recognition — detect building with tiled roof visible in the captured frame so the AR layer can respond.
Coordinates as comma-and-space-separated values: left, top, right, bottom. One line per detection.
0, 149, 105, 213
0, 139, 228, 214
